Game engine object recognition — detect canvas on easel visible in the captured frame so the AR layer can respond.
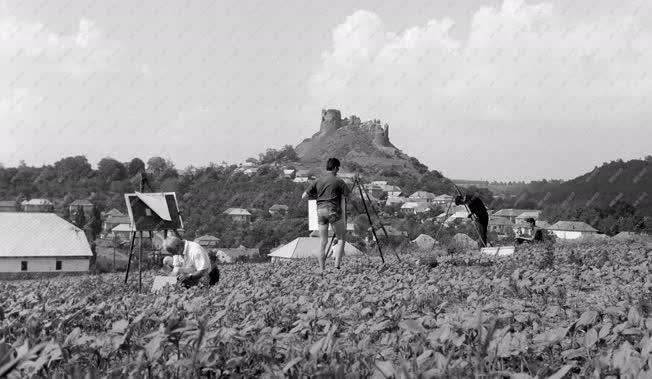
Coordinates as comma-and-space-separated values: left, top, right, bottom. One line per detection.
124, 192, 184, 231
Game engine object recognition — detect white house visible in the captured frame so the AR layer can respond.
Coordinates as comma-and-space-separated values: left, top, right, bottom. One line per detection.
293, 169, 313, 183
515, 211, 543, 223
223, 208, 252, 223
547, 221, 598, 240
0, 213, 93, 272
409, 191, 436, 203
432, 194, 454, 205
282, 169, 295, 178
493, 209, 540, 223
386, 196, 406, 207
401, 202, 431, 214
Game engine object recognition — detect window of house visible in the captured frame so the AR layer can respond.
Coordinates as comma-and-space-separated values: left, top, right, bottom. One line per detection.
21, 261, 28, 271
55, 261, 62, 270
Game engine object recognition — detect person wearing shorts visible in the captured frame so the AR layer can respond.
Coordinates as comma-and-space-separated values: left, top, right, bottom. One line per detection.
302, 158, 351, 270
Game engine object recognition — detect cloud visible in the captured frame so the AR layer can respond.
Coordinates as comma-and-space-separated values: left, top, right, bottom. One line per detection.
308, 0, 652, 179
0, 8, 125, 78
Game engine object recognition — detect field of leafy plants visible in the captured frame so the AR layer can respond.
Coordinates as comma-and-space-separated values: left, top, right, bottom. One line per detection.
0, 238, 651, 378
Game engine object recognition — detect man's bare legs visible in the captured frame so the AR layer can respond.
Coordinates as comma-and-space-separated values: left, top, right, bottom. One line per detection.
332, 218, 346, 268
318, 222, 330, 270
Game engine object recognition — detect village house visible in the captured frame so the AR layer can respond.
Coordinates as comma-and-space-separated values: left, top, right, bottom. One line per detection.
214, 245, 259, 263
69, 199, 95, 218
243, 167, 259, 176
223, 208, 252, 223
0, 213, 93, 273
401, 202, 431, 214
293, 169, 313, 183
432, 194, 454, 206
103, 214, 131, 235
408, 191, 436, 203
515, 211, 543, 223
338, 172, 357, 185
0, 200, 18, 212
110, 223, 135, 241
21, 199, 54, 213
282, 168, 295, 178
194, 235, 220, 249
385, 187, 403, 197
488, 217, 514, 235
269, 204, 289, 216
386, 196, 406, 207
547, 221, 598, 240
493, 209, 541, 223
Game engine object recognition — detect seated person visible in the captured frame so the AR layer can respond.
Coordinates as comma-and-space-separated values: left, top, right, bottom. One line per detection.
162, 236, 219, 288
162, 255, 193, 276
515, 218, 544, 245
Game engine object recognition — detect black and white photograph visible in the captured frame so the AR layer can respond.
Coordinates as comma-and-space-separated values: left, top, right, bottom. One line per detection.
0, 0, 650, 377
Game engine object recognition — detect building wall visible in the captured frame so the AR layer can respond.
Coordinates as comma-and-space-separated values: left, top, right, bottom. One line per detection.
551, 230, 584, 240
0, 257, 89, 272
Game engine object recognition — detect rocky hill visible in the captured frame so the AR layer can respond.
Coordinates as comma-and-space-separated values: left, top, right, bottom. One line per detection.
295, 109, 428, 176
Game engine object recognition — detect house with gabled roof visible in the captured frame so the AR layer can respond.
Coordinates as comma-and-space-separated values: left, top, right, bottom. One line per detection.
21, 199, 53, 213
515, 210, 543, 222
489, 217, 514, 234
269, 204, 289, 216
194, 235, 220, 248
0, 213, 93, 272
223, 208, 252, 223
432, 194, 454, 205
547, 221, 598, 240
401, 202, 431, 214
69, 199, 95, 218
493, 209, 540, 223
409, 191, 436, 203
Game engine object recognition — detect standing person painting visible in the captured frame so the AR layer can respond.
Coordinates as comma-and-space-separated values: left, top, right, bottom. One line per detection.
302, 158, 351, 270
455, 193, 489, 247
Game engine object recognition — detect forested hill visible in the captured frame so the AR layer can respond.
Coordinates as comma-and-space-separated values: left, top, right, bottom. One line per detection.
528, 158, 651, 214
0, 155, 453, 252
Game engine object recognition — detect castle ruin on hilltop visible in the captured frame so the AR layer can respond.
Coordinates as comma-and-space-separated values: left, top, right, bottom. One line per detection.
319, 109, 391, 147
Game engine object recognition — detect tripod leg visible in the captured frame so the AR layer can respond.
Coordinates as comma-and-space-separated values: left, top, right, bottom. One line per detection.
434, 200, 453, 240
124, 231, 137, 284
325, 234, 336, 259
357, 184, 385, 263
360, 181, 400, 262
138, 231, 143, 292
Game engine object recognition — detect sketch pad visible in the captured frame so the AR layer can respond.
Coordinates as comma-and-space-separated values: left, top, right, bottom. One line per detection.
308, 198, 346, 231
135, 192, 172, 221
151, 276, 177, 292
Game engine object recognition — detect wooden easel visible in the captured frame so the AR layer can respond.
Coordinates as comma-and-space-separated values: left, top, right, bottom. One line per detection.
124, 172, 182, 291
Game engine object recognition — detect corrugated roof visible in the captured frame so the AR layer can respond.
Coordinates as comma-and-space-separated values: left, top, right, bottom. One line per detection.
0, 213, 92, 257
548, 221, 598, 232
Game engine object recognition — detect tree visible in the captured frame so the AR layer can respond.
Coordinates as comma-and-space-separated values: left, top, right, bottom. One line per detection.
53, 156, 92, 181
98, 157, 128, 182
147, 157, 177, 181
127, 158, 146, 176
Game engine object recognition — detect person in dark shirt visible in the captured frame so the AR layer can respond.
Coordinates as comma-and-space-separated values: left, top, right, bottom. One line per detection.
455, 193, 489, 247
302, 158, 352, 270
515, 218, 544, 245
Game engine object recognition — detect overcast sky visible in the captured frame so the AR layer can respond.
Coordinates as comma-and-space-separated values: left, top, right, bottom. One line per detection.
0, 0, 650, 181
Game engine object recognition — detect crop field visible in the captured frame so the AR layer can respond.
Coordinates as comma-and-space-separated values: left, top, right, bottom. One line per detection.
0, 239, 651, 378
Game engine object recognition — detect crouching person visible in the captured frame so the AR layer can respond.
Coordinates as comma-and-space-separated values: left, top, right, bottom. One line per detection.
162, 236, 220, 288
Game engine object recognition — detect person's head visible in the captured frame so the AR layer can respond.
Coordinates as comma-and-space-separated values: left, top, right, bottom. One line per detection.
526, 217, 536, 227
454, 195, 465, 205
162, 236, 184, 255
326, 158, 340, 172
162, 256, 174, 267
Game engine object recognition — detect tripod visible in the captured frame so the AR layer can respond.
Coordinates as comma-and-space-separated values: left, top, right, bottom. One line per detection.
350, 175, 401, 264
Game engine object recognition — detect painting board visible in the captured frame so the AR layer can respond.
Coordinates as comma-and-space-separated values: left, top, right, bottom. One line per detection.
151, 275, 177, 292
124, 192, 183, 231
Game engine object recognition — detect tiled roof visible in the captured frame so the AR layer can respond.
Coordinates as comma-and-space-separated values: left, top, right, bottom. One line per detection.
0, 213, 92, 257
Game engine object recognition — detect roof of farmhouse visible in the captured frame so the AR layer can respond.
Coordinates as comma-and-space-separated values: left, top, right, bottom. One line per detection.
0, 213, 93, 258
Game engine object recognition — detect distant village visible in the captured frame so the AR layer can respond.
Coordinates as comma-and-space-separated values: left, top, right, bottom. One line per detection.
1, 158, 636, 275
